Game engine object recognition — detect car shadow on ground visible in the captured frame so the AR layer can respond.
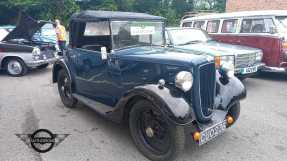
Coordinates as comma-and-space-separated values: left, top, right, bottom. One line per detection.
0, 66, 52, 77
242, 72, 287, 89
252, 72, 287, 81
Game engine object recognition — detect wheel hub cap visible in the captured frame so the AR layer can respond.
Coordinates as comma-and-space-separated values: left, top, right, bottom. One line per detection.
7, 60, 22, 75
145, 127, 154, 138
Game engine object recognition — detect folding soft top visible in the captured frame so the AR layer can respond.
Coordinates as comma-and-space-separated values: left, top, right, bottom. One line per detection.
71, 10, 165, 22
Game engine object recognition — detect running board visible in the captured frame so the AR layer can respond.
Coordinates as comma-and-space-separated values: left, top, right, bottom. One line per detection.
72, 93, 114, 115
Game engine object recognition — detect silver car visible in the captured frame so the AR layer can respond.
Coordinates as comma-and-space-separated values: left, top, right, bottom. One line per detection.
0, 15, 58, 76
166, 27, 265, 79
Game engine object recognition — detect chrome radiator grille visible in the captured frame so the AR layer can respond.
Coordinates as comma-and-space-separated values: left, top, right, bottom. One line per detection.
235, 53, 257, 68
199, 63, 216, 116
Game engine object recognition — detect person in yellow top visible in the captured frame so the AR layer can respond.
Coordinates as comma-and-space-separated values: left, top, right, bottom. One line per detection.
55, 19, 67, 55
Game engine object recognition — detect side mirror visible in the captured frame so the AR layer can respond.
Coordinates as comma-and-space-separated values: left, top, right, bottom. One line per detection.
101, 46, 108, 60
270, 26, 277, 34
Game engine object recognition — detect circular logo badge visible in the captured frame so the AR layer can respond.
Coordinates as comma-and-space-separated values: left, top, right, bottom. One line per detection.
30, 129, 55, 153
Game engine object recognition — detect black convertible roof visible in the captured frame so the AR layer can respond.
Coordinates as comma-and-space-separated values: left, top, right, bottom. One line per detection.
71, 10, 165, 21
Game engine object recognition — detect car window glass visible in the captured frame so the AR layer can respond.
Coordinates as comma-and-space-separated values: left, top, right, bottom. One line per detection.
193, 21, 205, 29
240, 18, 274, 33
182, 22, 192, 27
84, 21, 110, 36
111, 21, 163, 49
222, 19, 238, 33
168, 29, 211, 45
207, 20, 220, 33
78, 21, 111, 52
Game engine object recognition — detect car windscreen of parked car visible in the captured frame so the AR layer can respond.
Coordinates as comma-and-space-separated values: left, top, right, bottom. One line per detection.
276, 16, 287, 32
168, 28, 212, 45
32, 23, 57, 43
111, 21, 164, 49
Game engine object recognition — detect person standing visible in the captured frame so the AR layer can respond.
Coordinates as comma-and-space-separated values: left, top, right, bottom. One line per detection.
55, 19, 67, 55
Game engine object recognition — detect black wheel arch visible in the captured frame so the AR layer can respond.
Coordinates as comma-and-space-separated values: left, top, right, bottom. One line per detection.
52, 59, 75, 93
52, 59, 71, 83
110, 84, 196, 125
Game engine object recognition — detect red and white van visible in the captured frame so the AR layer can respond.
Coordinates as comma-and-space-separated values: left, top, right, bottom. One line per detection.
181, 10, 287, 73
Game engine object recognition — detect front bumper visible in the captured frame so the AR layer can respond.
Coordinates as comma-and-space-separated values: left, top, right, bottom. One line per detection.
261, 63, 287, 73
26, 57, 58, 68
235, 62, 265, 76
184, 109, 229, 145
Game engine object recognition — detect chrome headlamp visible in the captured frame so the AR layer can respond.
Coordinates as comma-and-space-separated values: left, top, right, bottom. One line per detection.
32, 47, 41, 60
215, 55, 235, 68
175, 71, 193, 92
256, 51, 263, 61
220, 62, 235, 78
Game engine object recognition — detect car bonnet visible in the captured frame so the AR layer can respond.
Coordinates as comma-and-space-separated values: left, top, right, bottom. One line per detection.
3, 14, 47, 42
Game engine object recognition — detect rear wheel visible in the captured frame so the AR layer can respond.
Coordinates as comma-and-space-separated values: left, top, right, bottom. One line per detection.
57, 69, 77, 108
129, 100, 185, 161
5, 58, 28, 77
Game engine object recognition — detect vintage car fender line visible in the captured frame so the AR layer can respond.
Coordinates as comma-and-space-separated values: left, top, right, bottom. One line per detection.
112, 84, 196, 125
52, 58, 72, 85
217, 75, 247, 111
0, 52, 31, 68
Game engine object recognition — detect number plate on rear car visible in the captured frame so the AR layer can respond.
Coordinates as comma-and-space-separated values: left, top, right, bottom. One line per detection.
241, 66, 258, 74
199, 120, 226, 145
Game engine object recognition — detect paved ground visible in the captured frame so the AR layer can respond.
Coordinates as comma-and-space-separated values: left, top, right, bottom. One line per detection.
0, 66, 287, 161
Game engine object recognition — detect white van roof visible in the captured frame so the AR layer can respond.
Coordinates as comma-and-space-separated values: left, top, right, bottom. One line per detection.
183, 10, 287, 22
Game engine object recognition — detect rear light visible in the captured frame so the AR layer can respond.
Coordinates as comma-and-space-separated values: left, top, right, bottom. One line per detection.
0, 48, 3, 52
282, 41, 287, 49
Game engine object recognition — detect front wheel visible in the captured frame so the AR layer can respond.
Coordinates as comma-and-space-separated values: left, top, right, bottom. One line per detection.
57, 69, 77, 108
129, 100, 185, 161
5, 58, 28, 76
227, 101, 240, 128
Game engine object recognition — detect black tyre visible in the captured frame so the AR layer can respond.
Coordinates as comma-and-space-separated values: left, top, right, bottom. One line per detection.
227, 101, 240, 127
37, 63, 49, 69
5, 58, 28, 76
129, 100, 185, 161
57, 69, 77, 108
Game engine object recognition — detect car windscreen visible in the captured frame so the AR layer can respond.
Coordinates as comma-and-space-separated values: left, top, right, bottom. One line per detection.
32, 23, 57, 43
276, 16, 287, 30
111, 21, 164, 49
168, 28, 211, 46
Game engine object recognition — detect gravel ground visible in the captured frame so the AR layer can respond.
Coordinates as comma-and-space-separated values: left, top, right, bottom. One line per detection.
0, 66, 287, 161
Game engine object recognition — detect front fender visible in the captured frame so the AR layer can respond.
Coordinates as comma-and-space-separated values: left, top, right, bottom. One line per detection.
52, 58, 71, 83
116, 84, 196, 125
215, 73, 246, 110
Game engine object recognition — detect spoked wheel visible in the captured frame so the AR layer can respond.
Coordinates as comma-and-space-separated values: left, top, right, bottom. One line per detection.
129, 100, 185, 161
57, 69, 77, 108
5, 58, 27, 76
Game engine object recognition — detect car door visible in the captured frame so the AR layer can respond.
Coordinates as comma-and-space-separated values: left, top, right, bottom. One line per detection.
70, 48, 122, 106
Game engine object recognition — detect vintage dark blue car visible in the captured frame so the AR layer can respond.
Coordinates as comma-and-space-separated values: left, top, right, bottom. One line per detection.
52, 11, 246, 161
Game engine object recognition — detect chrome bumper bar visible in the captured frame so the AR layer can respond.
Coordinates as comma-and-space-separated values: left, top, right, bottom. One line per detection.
26, 57, 58, 68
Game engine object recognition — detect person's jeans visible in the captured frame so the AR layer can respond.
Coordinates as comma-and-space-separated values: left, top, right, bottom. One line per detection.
58, 41, 66, 56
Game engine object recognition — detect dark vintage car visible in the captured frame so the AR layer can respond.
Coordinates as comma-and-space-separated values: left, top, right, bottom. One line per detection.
0, 14, 58, 76
52, 11, 246, 161
166, 27, 265, 79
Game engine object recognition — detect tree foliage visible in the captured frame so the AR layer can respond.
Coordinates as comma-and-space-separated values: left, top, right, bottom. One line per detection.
0, 0, 226, 26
